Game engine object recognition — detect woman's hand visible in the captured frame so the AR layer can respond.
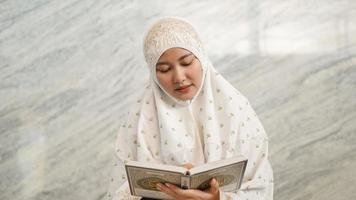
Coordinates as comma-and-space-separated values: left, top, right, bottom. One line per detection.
182, 162, 194, 170
156, 178, 220, 200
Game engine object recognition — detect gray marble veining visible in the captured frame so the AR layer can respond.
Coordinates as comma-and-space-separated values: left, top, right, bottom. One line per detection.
1, 0, 355, 200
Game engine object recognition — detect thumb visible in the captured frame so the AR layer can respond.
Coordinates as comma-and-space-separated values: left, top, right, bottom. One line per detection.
182, 163, 194, 170
209, 178, 219, 194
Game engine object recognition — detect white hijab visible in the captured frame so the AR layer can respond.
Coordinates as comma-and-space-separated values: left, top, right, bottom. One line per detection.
112, 17, 273, 200
116, 16, 267, 165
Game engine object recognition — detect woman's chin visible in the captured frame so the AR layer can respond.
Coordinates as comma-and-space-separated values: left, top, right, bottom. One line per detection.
174, 93, 197, 101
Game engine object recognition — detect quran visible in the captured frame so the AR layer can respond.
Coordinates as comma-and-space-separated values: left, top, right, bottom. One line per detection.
125, 155, 248, 199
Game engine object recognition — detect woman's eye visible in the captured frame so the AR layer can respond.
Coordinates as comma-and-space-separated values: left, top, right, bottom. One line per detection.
157, 67, 170, 73
181, 59, 194, 66
181, 62, 192, 66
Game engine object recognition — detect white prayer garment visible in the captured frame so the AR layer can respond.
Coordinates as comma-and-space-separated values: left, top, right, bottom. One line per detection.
106, 17, 273, 200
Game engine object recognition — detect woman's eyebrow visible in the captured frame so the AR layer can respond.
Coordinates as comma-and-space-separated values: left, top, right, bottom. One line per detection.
156, 61, 170, 67
156, 53, 193, 67
178, 53, 193, 61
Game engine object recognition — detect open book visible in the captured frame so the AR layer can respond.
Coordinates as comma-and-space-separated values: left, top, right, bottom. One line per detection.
125, 155, 248, 199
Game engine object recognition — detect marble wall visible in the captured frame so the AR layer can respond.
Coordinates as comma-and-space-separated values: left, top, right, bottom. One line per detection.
1, 0, 355, 199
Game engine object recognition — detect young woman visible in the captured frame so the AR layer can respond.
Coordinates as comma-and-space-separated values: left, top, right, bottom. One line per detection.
106, 17, 273, 200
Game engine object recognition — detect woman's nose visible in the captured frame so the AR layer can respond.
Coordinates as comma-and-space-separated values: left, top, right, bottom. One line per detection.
173, 67, 186, 84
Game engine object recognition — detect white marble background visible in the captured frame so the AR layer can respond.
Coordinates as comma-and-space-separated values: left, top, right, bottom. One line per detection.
1, 0, 355, 200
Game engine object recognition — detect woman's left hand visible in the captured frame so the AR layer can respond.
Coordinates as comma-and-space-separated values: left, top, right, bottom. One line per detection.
156, 178, 220, 200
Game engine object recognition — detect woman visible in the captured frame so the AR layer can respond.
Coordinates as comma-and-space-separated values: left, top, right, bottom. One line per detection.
106, 17, 273, 200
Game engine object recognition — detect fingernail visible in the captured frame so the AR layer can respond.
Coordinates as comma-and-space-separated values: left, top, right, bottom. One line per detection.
165, 183, 171, 187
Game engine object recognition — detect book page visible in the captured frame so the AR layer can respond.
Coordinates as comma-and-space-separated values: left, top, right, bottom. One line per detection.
189, 155, 247, 175
190, 161, 246, 192
126, 160, 186, 173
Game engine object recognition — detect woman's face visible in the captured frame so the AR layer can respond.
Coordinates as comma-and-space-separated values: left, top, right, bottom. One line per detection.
155, 48, 203, 101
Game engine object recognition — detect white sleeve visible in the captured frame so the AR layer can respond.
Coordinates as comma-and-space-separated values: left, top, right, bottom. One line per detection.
220, 101, 274, 200
105, 105, 142, 200
105, 153, 142, 200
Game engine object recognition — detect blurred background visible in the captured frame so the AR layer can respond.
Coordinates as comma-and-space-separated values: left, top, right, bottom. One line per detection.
1, 0, 355, 199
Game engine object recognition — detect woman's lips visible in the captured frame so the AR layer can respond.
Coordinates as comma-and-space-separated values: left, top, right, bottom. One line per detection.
175, 84, 192, 93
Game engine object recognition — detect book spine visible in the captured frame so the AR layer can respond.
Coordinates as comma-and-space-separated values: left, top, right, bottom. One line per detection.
180, 175, 190, 190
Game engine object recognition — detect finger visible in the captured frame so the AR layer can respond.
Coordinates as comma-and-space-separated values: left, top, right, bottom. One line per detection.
165, 183, 183, 195
181, 163, 194, 170
209, 178, 220, 194
156, 183, 178, 198
165, 183, 197, 198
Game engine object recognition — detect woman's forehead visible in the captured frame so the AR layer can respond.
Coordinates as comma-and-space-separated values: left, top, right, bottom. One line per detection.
158, 47, 193, 61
